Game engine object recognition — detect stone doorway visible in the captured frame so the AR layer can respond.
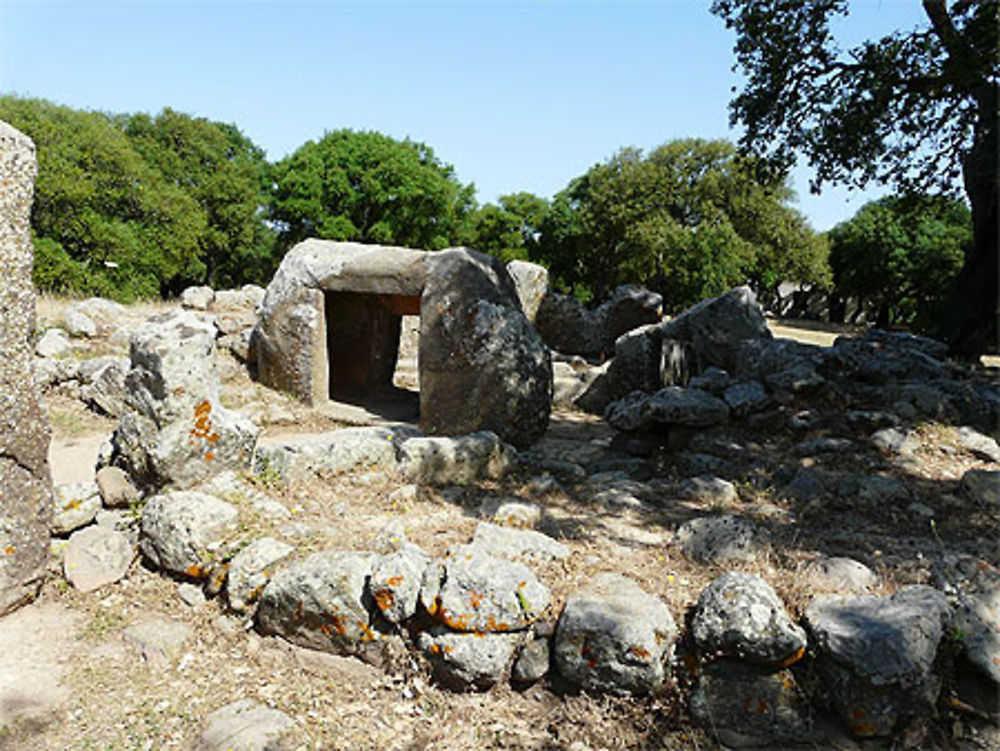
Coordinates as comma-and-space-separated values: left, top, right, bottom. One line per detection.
323, 291, 421, 420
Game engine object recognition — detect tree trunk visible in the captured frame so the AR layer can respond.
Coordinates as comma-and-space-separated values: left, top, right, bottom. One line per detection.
938, 85, 998, 360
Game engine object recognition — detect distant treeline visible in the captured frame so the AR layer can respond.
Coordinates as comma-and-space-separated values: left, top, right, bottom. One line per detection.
0, 96, 969, 329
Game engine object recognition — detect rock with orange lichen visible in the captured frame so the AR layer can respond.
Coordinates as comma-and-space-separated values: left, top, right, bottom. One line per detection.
692, 573, 806, 667
139, 491, 237, 579
419, 545, 550, 633
226, 537, 296, 614
689, 659, 811, 747
417, 626, 520, 690
553, 573, 677, 695
256, 550, 400, 666
805, 585, 950, 737
111, 309, 258, 491
369, 543, 429, 624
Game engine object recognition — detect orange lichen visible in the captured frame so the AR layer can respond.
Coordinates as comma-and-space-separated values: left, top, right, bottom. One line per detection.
386, 575, 404, 587
4, 546, 15, 555
849, 709, 877, 737
776, 646, 806, 668
628, 645, 651, 660
468, 592, 483, 609
185, 564, 207, 579
188, 400, 220, 460
373, 589, 396, 612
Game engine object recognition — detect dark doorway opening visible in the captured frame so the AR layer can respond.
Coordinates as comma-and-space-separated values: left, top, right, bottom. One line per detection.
324, 291, 421, 421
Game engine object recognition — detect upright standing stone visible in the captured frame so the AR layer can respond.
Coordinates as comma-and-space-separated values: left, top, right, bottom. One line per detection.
0, 120, 52, 615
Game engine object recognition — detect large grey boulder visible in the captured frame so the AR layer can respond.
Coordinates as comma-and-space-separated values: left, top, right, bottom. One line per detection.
661, 286, 772, 373
692, 573, 807, 666
606, 326, 692, 402
256, 550, 394, 665
804, 585, 951, 737
420, 248, 552, 448
535, 285, 662, 359
605, 387, 730, 433
398, 432, 516, 485
139, 491, 238, 579
689, 660, 811, 748
420, 545, 550, 632
0, 120, 52, 615
417, 627, 520, 690
113, 310, 258, 490
554, 573, 677, 695
226, 537, 295, 614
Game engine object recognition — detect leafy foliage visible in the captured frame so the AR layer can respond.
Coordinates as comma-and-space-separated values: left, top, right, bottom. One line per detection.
531, 139, 828, 312
712, 0, 998, 355
460, 192, 550, 262
269, 130, 475, 251
123, 108, 275, 288
829, 194, 970, 331
0, 96, 207, 300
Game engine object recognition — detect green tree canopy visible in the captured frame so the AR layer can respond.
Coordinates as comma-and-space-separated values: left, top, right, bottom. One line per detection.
269, 130, 475, 251
533, 139, 828, 311
712, 0, 998, 356
829, 194, 970, 331
123, 108, 275, 288
460, 192, 550, 262
0, 96, 206, 300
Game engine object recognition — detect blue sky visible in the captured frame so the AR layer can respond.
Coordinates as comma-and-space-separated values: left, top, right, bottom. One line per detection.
1, 0, 929, 231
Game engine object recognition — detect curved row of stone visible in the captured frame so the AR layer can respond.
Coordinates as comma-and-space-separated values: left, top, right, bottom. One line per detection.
136, 483, 998, 745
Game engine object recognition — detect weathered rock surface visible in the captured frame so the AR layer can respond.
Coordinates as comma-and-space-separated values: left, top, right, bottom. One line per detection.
961, 468, 999, 506
113, 309, 259, 490
470, 521, 569, 563
95, 465, 140, 508
805, 585, 951, 737
661, 286, 771, 373
63, 525, 134, 592
957, 426, 1000, 463
417, 627, 520, 690
506, 259, 549, 322
801, 556, 877, 594
689, 660, 810, 747
368, 543, 429, 624
676, 514, 761, 564
35, 327, 71, 358
605, 387, 730, 432
420, 248, 551, 448
256, 550, 390, 664
512, 637, 550, 684
51, 482, 102, 535
181, 285, 215, 311
124, 617, 194, 667
139, 491, 238, 579
398, 431, 516, 485
948, 561, 1000, 685
554, 573, 676, 695
226, 537, 296, 614
0, 119, 52, 614
194, 699, 294, 751
679, 475, 737, 505
420, 545, 550, 633
692, 573, 806, 666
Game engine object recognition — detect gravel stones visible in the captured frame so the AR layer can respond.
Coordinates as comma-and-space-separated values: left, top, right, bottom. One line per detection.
139, 491, 238, 579
420, 546, 550, 633
605, 387, 730, 432
675, 514, 761, 564
805, 585, 951, 737
554, 573, 676, 695
63, 526, 134, 592
692, 573, 806, 666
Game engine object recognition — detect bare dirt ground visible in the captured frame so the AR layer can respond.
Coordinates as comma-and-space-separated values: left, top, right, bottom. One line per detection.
3, 300, 997, 750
